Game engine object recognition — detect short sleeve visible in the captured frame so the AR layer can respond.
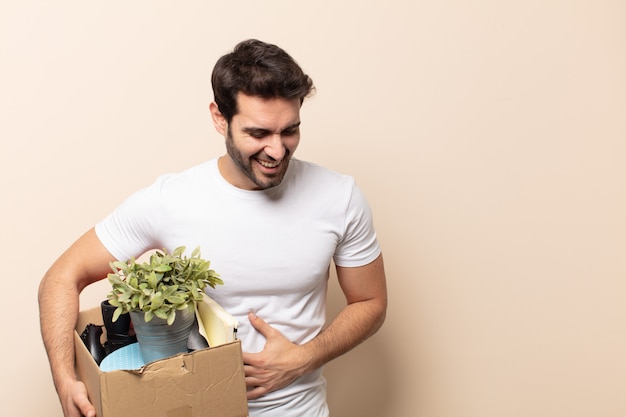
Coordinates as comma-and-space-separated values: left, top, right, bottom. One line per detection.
95, 178, 166, 261
333, 183, 381, 267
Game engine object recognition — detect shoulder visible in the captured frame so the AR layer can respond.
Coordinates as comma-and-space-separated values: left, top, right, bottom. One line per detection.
151, 160, 215, 192
289, 159, 355, 189
283, 159, 363, 214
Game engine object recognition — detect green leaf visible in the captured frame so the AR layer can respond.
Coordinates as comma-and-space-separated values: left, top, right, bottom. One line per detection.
152, 264, 172, 273
131, 294, 141, 308
111, 261, 128, 270
167, 310, 176, 325
151, 292, 164, 309
166, 294, 186, 304
147, 271, 158, 288
117, 292, 131, 303
172, 246, 186, 258
129, 276, 139, 288
154, 308, 169, 320
112, 307, 123, 322
107, 274, 124, 285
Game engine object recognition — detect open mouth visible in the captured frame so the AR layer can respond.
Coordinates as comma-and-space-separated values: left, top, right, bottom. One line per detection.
255, 158, 281, 169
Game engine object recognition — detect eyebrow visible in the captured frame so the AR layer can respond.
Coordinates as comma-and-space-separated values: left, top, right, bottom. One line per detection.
242, 122, 301, 135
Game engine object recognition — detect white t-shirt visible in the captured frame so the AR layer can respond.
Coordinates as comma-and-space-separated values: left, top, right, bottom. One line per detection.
95, 157, 381, 416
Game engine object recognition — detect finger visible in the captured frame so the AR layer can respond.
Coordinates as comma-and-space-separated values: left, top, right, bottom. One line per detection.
242, 362, 262, 377
245, 374, 266, 389
242, 352, 259, 367
248, 312, 274, 338
246, 385, 268, 400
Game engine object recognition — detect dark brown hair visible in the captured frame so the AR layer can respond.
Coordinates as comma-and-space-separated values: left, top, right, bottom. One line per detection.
211, 39, 315, 122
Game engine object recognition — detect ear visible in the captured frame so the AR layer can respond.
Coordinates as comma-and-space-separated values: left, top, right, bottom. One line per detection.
209, 102, 228, 136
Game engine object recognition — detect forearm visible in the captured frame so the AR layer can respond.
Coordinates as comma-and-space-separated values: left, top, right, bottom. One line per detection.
38, 229, 117, 417
301, 255, 388, 373
300, 296, 386, 373
38, 229, 116, 396
38, 264, 83, 394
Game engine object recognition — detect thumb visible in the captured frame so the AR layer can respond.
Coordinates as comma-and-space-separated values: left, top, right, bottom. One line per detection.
74, 382, 97, 417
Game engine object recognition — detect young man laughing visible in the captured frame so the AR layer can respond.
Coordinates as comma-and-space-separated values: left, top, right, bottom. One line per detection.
39, 39, 387, 417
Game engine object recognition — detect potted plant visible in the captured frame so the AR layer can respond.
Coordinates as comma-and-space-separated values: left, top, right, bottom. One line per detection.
106, 246, 223, 362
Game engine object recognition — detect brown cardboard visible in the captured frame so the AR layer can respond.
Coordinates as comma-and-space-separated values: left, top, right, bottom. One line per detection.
75, 307, 248, 417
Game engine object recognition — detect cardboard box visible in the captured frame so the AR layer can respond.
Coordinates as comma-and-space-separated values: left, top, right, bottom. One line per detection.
74, 307, 249, 417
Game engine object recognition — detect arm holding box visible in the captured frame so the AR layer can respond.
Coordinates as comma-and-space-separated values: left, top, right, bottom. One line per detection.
38, 228, 117, 417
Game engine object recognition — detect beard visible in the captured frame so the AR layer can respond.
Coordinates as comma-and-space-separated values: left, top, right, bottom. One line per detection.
225, 126, 292, 190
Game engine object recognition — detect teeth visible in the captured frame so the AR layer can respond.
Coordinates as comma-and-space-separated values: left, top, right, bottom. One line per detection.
257, 159, 279, 168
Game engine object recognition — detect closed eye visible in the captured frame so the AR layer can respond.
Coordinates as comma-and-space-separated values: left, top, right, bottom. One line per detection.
242, 123, 300, 139
247, 129, 270, 139
282, 127, 299, 136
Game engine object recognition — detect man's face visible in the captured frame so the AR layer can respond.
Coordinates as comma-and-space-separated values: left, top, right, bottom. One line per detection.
214, 93, 301, 190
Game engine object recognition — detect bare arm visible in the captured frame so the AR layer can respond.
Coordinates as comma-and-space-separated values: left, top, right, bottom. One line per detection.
38, 228, 117, 417
302, 253, 387, 369
243, 253, 388, 399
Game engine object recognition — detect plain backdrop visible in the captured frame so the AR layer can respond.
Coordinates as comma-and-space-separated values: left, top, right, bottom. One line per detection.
1, 1, 625, 416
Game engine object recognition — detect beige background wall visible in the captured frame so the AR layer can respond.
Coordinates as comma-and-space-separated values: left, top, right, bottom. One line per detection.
1, 1, 625, 416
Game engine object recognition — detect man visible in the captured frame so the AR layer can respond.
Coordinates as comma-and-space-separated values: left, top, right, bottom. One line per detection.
39, 39, 387, 417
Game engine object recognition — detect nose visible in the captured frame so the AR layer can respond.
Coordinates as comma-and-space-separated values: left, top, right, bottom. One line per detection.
264, 133, 287, 160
